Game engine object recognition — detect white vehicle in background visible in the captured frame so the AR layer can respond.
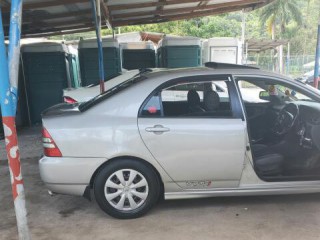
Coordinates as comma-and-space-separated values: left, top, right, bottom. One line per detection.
63, 70, 140, 103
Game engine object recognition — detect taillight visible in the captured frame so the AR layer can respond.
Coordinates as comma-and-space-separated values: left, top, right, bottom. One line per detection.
63, 96, 77, 104
42, 128, 62, 157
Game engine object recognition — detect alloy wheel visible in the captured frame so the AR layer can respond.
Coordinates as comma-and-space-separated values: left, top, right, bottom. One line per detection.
104, 169, 149, 211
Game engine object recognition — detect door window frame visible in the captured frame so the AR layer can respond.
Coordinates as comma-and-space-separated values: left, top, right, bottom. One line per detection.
138, 74, 245, 120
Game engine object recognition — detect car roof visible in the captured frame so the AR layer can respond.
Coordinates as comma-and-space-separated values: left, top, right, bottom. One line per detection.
139, 66, 320, 97
142, 66, 292, 82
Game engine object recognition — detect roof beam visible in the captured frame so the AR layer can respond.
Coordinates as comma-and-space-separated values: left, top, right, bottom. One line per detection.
100, 0, 113, 28
22, 24, 111, 38
23, 19, 94, 33
157, 0, 166, 12
154, 0, 166, 21
24, 28, 93, 38
23, 25, 97, 38
2, 0, 89, 12
111, 0, 262, 20
190, 1, 208, 18
109, 0, 209, 11
22, 9, 92, 22
112, 4, 252, 27
2, 11, 93, 27
0, 0, 10, 7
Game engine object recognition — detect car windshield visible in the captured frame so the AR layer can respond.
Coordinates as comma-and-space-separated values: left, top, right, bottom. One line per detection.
274, 85, 314, 102
238, 79, 320, 104
79, 71, 150, 111
302, 83, 320, 94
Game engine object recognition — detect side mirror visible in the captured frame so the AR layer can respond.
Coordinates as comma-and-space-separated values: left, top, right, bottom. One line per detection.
259, 90, 270, 101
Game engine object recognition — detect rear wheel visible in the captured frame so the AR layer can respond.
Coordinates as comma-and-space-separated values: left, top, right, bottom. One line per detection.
94, 159, 160, 219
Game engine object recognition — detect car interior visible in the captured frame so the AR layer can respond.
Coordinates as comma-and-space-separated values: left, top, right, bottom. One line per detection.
160, 81, 233, 118
237, 78, 320, 182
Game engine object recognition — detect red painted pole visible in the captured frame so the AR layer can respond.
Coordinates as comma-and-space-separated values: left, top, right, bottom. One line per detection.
0, 2, 31, 240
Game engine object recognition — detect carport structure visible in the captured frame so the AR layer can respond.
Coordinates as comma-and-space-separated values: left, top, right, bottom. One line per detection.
0, 0, 274, 239
0, 0, 274, 37
245, 39, 290, 73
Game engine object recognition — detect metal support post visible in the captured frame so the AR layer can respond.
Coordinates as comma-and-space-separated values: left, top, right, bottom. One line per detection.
8, 0, 23, 113
286, 42, 290, 76
241, 9, 246, 65
91, 0, 105, 93
314, 23, 320, 89
0, 4, 31, 240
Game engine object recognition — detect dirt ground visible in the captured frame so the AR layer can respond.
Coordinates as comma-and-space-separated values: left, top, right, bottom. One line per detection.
1, 127, 320, 240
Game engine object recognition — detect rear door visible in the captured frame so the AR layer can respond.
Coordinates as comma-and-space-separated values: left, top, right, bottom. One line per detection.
138, 75, 247, 189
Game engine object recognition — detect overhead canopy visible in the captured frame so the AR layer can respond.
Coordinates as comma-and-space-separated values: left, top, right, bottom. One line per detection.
246, 39, 289, 52
0, 0, 274, 37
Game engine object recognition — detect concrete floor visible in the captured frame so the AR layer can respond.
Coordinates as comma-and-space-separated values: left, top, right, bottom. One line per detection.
1, 128, 320, 240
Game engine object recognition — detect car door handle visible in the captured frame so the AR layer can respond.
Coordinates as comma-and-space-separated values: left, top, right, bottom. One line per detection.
145, 125, 170, 133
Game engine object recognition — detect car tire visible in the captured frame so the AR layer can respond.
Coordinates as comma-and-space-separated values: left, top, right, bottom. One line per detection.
94, 159, 160, 219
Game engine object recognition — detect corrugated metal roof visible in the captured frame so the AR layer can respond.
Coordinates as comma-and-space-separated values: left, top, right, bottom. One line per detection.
0, 0, 274, 37
247, 39, 289, 52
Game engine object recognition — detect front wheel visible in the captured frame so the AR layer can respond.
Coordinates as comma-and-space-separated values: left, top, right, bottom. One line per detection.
94, 159, 160, 219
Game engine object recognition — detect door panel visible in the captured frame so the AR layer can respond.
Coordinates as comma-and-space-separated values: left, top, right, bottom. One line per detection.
138, 117, 247, 189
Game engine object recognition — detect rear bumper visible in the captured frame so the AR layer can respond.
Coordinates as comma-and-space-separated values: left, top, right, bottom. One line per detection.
39, 156, 107, 196
45, 183, 88, 196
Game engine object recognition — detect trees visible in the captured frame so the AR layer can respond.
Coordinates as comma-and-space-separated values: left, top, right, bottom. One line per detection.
259, 0, 302, 39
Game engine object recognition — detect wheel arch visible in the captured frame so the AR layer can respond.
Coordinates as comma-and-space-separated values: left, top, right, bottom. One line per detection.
89, 156, 164, 199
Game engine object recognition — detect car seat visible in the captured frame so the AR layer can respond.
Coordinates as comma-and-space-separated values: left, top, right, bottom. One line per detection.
204, 90, 220, 111
187, 90, 205, 114
252, 144, 284, 176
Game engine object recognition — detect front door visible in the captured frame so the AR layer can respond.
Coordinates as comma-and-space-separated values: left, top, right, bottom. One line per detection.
138, 76, 247, 189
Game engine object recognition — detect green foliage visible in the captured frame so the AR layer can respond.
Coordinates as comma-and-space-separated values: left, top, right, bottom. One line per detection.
259, 0, 303, 37
102, 14, 242, 39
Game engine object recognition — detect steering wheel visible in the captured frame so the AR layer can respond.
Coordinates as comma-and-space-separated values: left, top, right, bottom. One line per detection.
272, 103, 299, 136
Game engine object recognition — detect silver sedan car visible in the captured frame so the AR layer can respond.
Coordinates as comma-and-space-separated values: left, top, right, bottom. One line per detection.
40, 63, 320, 219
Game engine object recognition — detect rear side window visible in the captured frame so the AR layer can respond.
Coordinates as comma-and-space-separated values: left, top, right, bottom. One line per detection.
140, 94, 162, 117
161, 82, 205, 102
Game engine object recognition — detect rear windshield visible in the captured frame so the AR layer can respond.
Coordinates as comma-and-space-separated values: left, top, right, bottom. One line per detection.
79, 75, 148, 112
89, 73, 122, 87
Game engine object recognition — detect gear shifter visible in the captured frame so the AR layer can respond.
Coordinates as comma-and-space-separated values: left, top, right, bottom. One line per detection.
298, 125, 313, 149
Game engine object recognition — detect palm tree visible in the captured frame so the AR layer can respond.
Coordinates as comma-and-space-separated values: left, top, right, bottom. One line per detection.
260, 0, 302, 39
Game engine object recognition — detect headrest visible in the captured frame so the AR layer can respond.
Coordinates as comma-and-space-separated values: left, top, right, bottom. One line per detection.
187, 90, 200, 106
204, 90, 220, 111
